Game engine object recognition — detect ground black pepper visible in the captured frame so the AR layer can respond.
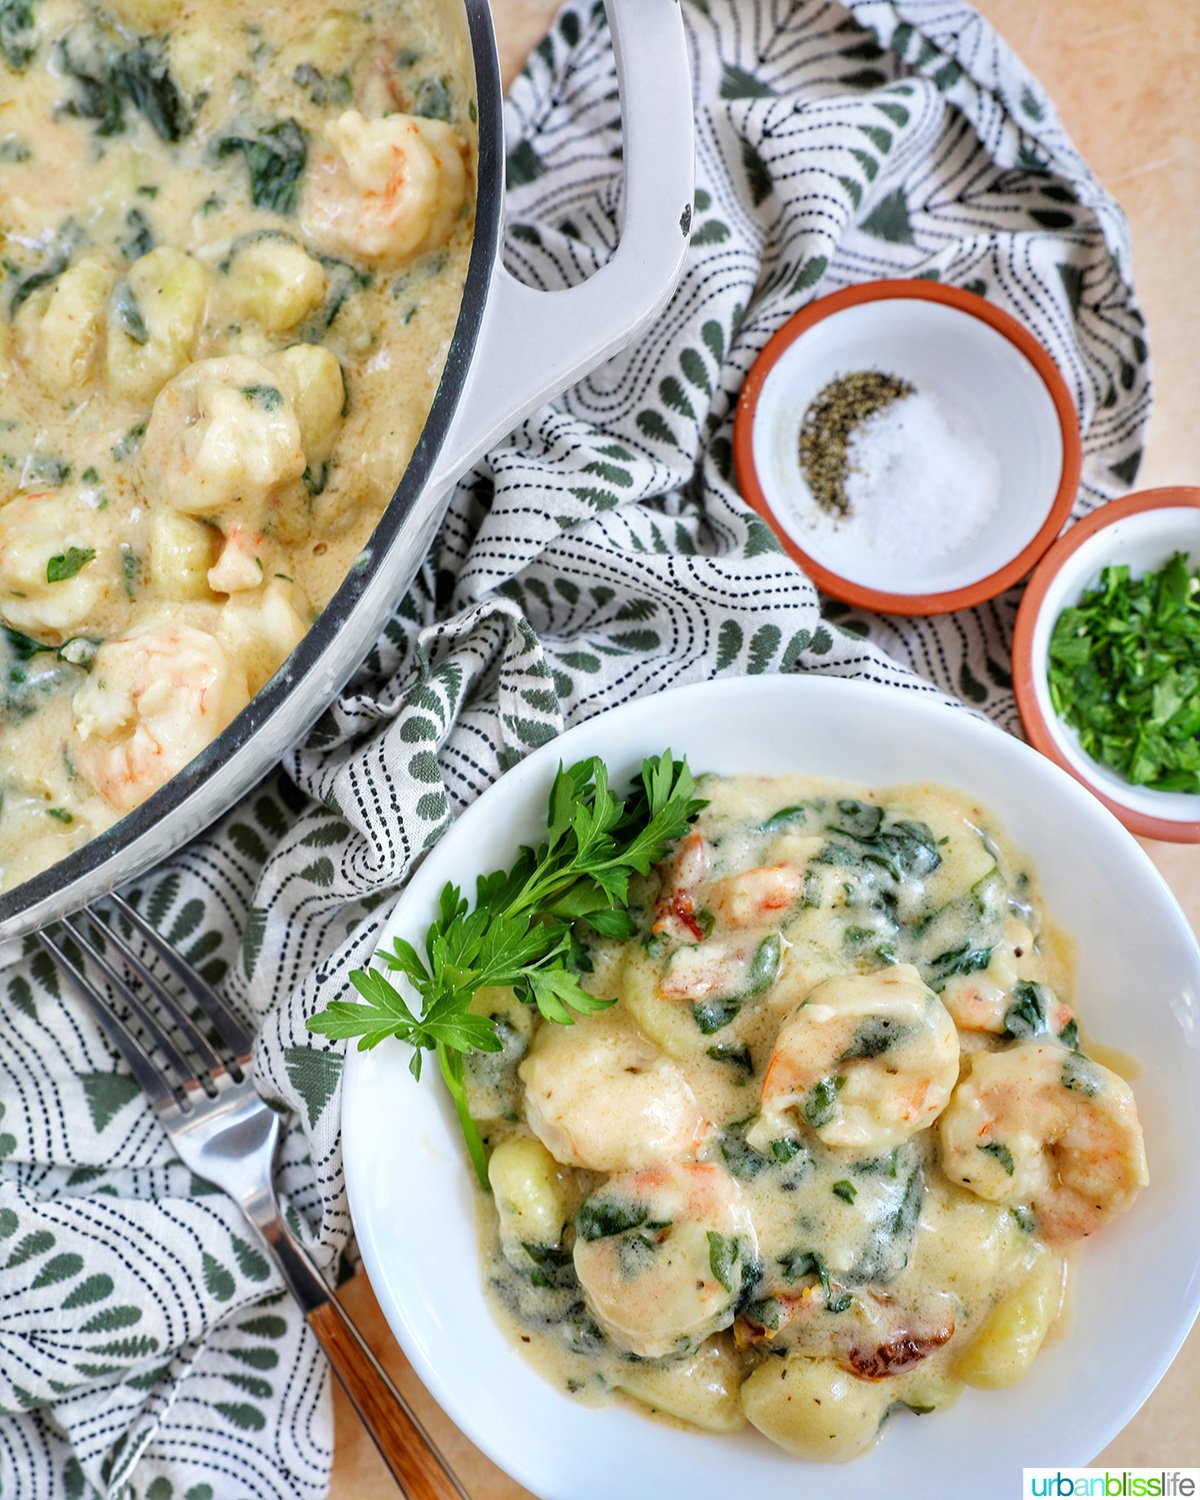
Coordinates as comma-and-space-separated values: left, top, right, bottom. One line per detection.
798, 369, 915, 516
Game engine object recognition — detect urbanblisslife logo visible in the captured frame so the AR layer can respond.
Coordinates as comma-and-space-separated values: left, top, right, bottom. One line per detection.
1024, 1472, 1199, 1498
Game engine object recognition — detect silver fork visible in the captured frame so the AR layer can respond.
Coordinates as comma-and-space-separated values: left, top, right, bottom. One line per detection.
40, 895, 469, 1500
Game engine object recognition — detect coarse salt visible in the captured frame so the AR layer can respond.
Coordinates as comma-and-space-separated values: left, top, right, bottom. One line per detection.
805, 389, 1001, 564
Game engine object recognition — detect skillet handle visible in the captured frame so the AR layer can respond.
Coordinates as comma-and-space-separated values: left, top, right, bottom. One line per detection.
429, 0, 695, 493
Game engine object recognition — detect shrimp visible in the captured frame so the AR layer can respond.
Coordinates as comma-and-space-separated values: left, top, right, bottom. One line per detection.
519, 1008, 709, 1172
0, 490, 119, 641
651, 830, 710, 943
756, 966, 960, 1153
573, 1162, 757, 1358
72, 622, 250, 812
937, 1042, 1148, 1243
651, 831, 802, 940
141, 356, 306, 519
708, 863, 805, 930
300, 110, 468, 268
207, 523, 267, 594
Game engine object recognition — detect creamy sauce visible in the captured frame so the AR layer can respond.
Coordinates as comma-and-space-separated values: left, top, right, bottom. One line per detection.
0, 0, 473, 886
465, 776, 1148, 1461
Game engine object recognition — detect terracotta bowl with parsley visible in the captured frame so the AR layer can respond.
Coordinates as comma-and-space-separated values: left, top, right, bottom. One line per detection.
1013, 487, 1200, 842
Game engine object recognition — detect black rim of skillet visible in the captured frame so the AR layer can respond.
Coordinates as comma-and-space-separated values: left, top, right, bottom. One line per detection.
0, 0, 504, 931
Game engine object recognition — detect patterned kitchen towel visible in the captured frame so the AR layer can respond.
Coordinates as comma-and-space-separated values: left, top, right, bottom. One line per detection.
0, 1, 1149, 1496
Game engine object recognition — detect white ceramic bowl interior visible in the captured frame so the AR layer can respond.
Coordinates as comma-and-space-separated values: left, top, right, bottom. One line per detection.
343, 676, 1200, 1500
1029, 504, 1200, 825
751, 298, 1065, 595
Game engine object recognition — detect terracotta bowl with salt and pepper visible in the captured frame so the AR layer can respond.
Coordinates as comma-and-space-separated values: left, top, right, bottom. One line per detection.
733, 279, 1082, 615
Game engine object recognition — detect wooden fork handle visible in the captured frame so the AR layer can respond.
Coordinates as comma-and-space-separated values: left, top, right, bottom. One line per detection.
307, 1297, 469, 1500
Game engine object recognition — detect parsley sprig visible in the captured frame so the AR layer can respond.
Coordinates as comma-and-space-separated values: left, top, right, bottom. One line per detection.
306, 752, 704, 1183
1048, 551, 1200, 792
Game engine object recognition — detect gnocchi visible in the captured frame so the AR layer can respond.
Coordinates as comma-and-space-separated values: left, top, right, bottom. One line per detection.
954, 1251, 1065, 1389
224, 238, 327, 334
15, 256, 111, 398
487, 1135, 576, 1260
739, 1356, 890, 1461
107, 248, 210, 403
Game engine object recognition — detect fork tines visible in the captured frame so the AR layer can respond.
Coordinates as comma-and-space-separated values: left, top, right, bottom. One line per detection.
38, 898, 253, 1117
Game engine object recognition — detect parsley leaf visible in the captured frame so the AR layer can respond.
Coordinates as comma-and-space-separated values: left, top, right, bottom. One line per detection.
46, 547, 95, 583
307, 752, 704, 1183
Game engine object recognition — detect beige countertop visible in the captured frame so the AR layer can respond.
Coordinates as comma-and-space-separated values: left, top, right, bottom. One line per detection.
330, 2, 1200, 1493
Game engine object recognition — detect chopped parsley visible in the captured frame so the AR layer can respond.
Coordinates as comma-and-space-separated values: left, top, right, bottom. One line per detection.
1049, 551, 1200, 792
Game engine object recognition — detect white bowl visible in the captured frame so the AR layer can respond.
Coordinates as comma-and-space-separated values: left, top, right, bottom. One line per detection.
1014, 488, 1200, 841
733, 282, 1081, 615
342, 675, 1200, 1499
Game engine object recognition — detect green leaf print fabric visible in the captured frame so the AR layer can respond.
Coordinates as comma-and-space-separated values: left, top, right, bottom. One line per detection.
0, 1, 1149, 1495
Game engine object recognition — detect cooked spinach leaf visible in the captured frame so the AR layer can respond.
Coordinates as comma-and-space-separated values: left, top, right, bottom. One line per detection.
0, 0, 36, 70
2, 625, 51, 661
240, 384, 283, 410
217, 118, 308, 213
690, 996, 740, 1034
802, 1073, 845, 1129
760, 802, 815, 833
817, 805, 941, 883
839, 1015, 905, 1060
112, 422, 146, 462
576, 1197, 650, 1243
927, 941, 992, 987
689, 934, 781, 1034
119, 207, 155, 261
112, 281, 149, 344
977, 1141, 1015, 1175
58, 34, 191, 141
707, 1231, 739, 1293
293, 61, 352, 107
7, 219, 83, 316
1061, 1052, 1101, 1097
847, 1163, 923, 1285
717, 1117, 770, 1181
706, 1042, 753, 1079
777, 1248, 852, 1312
412, 75, 453, 121
26, 455, 71, 486
3, 641, 75, 724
